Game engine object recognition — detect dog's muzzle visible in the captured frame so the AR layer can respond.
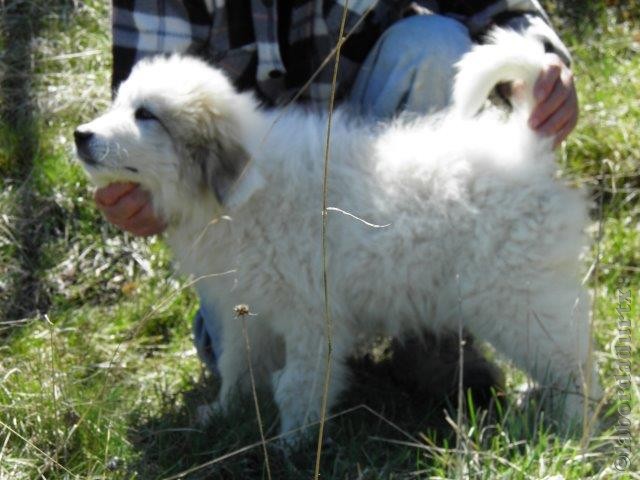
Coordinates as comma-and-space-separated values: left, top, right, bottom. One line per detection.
74, 128, 96, 165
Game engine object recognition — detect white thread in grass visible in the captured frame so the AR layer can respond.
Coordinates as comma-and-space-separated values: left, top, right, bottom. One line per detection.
326, 207, 391, 228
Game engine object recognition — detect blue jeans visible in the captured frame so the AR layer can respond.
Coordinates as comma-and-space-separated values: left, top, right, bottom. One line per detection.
193, 14, 473, 373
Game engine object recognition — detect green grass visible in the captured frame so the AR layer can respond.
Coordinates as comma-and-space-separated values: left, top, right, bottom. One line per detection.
1, 2, 639, 478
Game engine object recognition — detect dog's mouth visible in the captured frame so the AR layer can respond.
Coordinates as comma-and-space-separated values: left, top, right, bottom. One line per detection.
78, 156, 140, 175
77, 149, 140, 177
74, 143, 139, 175
77, 149, 98, 166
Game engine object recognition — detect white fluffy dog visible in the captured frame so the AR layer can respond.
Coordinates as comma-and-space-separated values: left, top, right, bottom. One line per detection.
75, 29, 601, 437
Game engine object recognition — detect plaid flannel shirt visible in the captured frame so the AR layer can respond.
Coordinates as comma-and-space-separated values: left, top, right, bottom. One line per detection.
112, 0, 568, 106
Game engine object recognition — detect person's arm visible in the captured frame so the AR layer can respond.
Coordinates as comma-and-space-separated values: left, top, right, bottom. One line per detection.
101, 1, 212, 236
111, 0, 212, 91
438, 0, 577, 146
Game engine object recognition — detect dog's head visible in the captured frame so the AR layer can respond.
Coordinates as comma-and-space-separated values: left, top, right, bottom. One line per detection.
74, 55, 260, 220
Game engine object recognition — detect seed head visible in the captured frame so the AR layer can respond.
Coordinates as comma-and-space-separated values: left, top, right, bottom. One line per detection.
234, 304, 250, 317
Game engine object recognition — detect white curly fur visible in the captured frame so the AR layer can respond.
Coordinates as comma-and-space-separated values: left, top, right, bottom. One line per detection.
76, 29, 601, 437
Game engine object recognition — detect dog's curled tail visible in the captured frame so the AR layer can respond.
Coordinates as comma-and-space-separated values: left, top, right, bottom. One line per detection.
452, 28, 547, 118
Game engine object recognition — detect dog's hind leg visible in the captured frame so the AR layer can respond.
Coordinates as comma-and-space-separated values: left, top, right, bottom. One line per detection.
468, 277, 602, 428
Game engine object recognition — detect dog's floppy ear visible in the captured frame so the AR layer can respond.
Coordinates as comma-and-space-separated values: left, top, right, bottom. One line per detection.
187, 119, 266, 208
191, 132, 251, 203
168, 61, 265, 206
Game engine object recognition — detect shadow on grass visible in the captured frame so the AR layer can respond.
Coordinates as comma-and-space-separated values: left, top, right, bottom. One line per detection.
0, 1, 76, 324
126, 332, 505, 479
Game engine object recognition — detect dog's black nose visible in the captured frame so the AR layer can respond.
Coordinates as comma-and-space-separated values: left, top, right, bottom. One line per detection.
74, 129, 93, 146
74, 128, 96, 164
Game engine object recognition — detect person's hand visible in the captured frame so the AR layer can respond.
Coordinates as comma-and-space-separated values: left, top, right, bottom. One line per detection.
94, 182, 166, 236
528, 53, 578, 148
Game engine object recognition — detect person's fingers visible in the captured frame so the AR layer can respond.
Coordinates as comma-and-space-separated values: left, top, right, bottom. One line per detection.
503, 79, 526, 102
529, 69, 574, 129
553, 114, 579, 149
93, 183, 166, 236
120, 202, 166, 237
99, 186, 150, 225
533, 54, 563, 103
537, 93, 577, 138
94, 182, 137, 207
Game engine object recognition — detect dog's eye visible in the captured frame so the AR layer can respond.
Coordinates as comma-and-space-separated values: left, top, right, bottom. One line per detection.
134, 106, 158, 121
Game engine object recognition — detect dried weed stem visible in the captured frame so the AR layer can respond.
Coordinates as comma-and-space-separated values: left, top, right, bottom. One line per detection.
314, 2, 350, 478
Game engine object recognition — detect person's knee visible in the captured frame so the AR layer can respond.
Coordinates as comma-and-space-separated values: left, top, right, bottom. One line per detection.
348, 14, 474, 117
381, 15, 472, 70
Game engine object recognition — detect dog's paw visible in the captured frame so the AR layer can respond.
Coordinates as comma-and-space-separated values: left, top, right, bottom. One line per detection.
561, 393, 603, 434
276, 429, 330, 452
195, 401, 225, 427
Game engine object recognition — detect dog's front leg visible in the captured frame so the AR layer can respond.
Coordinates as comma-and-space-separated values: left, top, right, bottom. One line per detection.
196, 321, 250, 425
272, 331, 351, 444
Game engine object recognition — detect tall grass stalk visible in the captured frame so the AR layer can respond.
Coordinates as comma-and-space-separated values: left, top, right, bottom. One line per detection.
237, 304, 272, 480
314, 2, 350, 477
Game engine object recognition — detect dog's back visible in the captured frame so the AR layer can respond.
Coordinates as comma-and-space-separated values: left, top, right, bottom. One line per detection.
209, 29, 598, 434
